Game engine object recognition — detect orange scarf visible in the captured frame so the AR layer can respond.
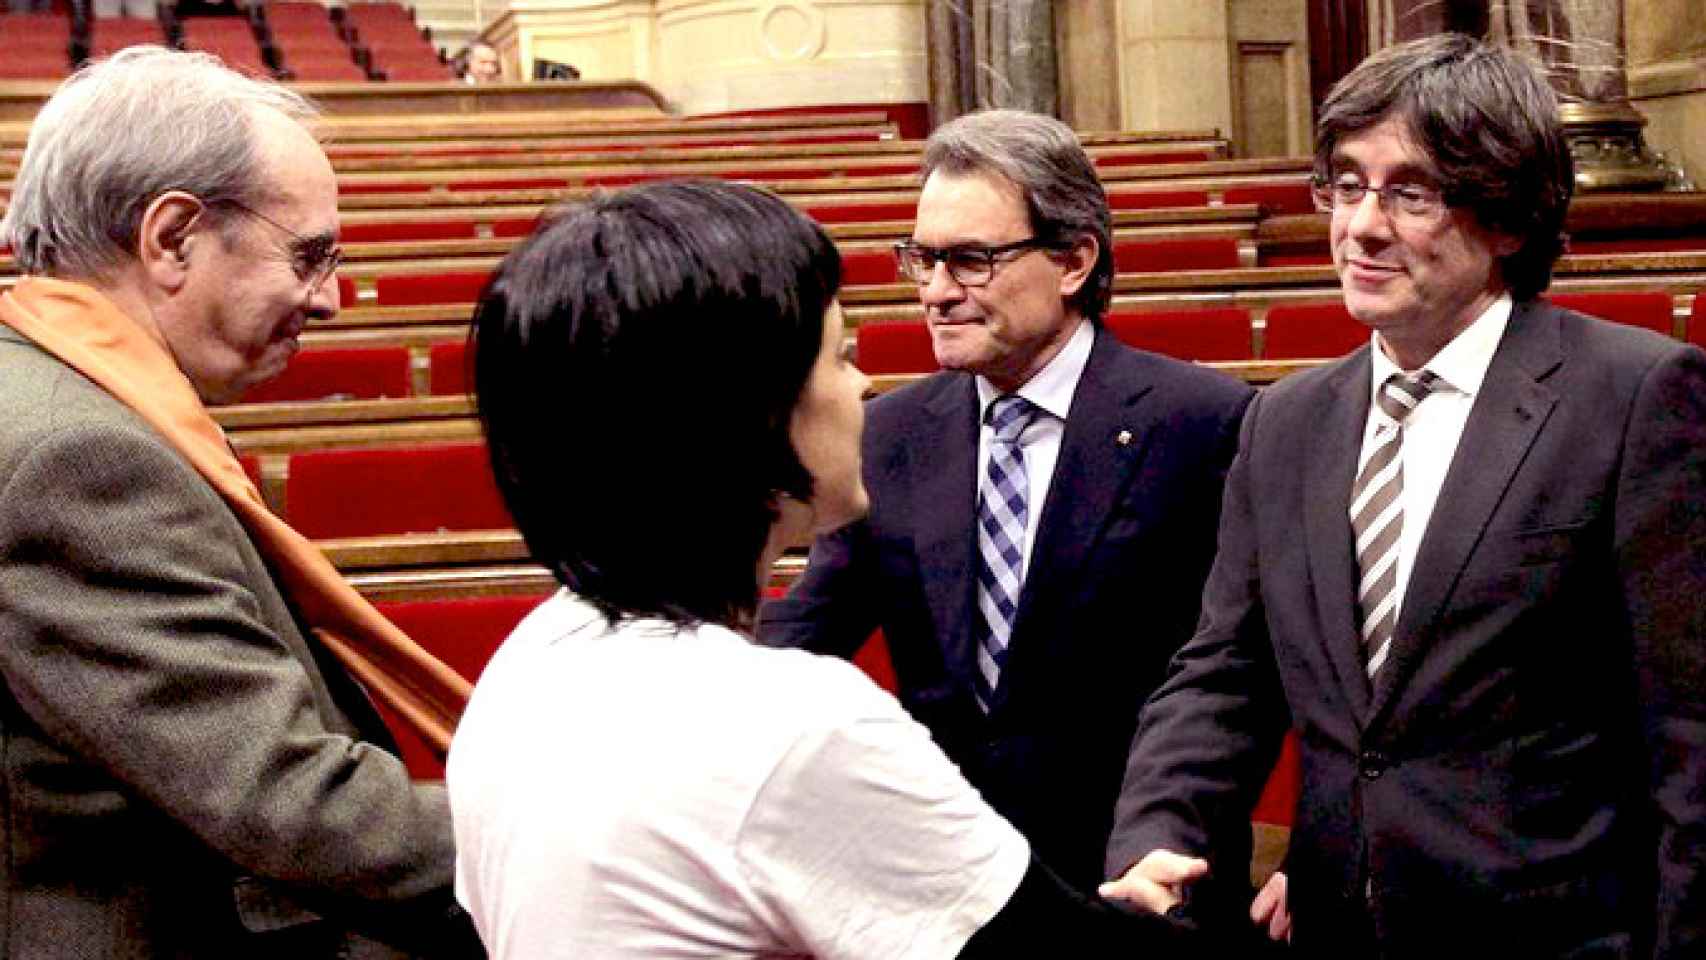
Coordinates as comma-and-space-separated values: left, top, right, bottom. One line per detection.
0, 277, 469, 755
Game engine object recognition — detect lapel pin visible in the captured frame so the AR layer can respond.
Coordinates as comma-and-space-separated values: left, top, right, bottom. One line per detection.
1115, 429, 1133, 446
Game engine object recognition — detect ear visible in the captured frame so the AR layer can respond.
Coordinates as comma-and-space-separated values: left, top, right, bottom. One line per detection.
138, 191, 208, 294
1488, 229, 1523, 259
1056, 233, 1099, 300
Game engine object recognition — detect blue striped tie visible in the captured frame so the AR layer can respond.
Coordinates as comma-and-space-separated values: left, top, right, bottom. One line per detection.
974, 395, 1038, 712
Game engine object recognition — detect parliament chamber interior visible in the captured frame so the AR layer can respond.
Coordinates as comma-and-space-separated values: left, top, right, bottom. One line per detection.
2, 0, 1702, 894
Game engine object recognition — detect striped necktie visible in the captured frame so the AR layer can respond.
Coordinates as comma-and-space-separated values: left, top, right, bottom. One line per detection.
974, 394, 1038, 712
1350, 370, 1439, 679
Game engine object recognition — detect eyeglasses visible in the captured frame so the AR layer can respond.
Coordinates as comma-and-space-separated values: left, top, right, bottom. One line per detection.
209, 197, 344, 289
893, 236, 1061, 287
1310, 175, 1449, 222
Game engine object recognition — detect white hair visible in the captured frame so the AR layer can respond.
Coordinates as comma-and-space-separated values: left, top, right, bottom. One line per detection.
1, 45, 319, 279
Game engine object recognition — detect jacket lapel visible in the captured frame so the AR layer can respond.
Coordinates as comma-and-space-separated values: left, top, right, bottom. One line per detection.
1367, 301, 1562, 723
1304, 347, 1378, 720
913, 375, 983, 686
1007, 330, 1154, 659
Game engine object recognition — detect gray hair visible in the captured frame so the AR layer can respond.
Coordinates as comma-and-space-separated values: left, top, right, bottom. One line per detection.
921, 109, 1113, 322
1, 46, 319, 280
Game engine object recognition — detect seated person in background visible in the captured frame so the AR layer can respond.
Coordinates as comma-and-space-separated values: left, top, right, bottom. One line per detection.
447, 179, 1192, 959
462, 41, 499, 83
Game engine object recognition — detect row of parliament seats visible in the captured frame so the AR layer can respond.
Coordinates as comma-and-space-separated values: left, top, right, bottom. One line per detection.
0, 1, 445, 81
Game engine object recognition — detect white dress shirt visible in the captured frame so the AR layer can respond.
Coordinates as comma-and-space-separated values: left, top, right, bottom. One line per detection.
1358, 295, 1512, 619
974, 319, 1095, 582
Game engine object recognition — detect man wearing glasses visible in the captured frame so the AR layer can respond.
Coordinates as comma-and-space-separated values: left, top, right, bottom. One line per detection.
1102, 34, 1706, 956
0, 48, 477, 957
761, 109, 1256, 918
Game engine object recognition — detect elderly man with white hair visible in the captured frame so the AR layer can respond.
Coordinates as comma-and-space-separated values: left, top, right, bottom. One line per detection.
0, 47, 479, 959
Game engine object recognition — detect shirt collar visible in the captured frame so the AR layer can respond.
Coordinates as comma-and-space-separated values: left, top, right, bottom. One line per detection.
1369, 293, 1511, 404
976, 318, 1094, 422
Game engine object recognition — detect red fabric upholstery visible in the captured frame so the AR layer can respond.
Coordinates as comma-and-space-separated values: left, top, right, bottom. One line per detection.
285, 441, 510, 539
377, 594, 548, 684
336, 182, 434, 195
1105, 307, 1253, 362
841, 248, 901, 286
335, 274, 356, 306
1111, 237, 1242, 273
853, 630, 899, 694
1264, 302, 1368, 359
448, 177, 570, 192
1568, 237, 1706, 255
1107, 189, 1211, 210
340, 220, 480, 243
239, 454, 263, 491
855, 321, 935, 374
1223, 182, 1316, 216
428, 341, 468, 395
1693, 295, 1706, 349
1251, 732, 1300, 826
1094, 149, 1216, 168
0, 53, 70, 79
492, 218, 541, 238
239, 346, 412, 404
374, 272, 490, 306
798, 201, 918, 224
1548, 291, 1674, 335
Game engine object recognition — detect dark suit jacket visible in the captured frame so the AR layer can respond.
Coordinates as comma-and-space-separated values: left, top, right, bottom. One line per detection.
0, 325, 479, 958
1108, 300, 1706, 958
760, 327, 1253, 890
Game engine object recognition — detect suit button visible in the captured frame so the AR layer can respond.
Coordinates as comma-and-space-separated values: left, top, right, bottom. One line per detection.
1359, 751, 1388, 780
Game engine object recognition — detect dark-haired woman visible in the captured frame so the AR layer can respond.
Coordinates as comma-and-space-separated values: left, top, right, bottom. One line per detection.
447, 180, 1185, 959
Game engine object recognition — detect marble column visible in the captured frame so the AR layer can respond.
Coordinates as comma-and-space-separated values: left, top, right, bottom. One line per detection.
925, 0, 1059, 125
1377, 0, 1676, 190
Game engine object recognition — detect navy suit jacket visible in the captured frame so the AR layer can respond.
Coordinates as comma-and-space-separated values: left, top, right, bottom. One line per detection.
760, 326, 1253, 889
1108, 301, 1706, 957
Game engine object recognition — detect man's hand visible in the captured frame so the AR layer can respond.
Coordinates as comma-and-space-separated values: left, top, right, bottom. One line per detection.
1249, 870, 1292, 942
1097, 849, 1209, 915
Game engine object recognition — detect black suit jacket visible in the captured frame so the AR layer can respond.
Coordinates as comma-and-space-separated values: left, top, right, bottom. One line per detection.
761, 327, 1253, 889
1109, 301, 1706, 958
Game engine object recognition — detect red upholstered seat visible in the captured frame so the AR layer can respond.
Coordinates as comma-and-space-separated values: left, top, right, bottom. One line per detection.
377, 594, 548, 684
340, 220, 481, 243
855, 321, 935, 374
239, 346, 412, 403
374, 271, 490, 306
1111, 237, 1242, 273
1094, 149, 1216, 168
448, 177, 570, 192
1107, 189, 1211, 210
798, 201, 918, 224
285, 441, 510, 539
428, 341, 468, 395
239, 454, 263, 491
1224, 181, 1316, 216
1692, 295, 1706, 349
1251, 732, 1300, 826
1567, 237, 1706, 256
335, 274, 356, 306
1548, 291, 1674, 335
1264, 301, 1368, 359
840, 248, 901, 286
1105, 307, 1253, 362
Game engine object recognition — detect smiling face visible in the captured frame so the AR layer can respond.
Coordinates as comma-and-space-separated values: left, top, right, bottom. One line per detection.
1328, 116, 1520, 370
788, 301, 870, 534
163, 107, 340, 403
912, 169, 1092, 394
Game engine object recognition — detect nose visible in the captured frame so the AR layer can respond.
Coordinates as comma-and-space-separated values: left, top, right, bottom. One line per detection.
306, 268, 340, 318
918, 259, 965, 311
1344, 187, 1394, 244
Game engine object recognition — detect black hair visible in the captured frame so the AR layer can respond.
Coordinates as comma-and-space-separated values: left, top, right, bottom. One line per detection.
1314, 33, 1574, 300
472, 179, 841, 629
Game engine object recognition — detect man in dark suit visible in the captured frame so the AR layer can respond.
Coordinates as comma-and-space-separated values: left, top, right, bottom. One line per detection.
759, 109, 1254, 896
1101, 35, 1706, 957
0, 48, 477, 957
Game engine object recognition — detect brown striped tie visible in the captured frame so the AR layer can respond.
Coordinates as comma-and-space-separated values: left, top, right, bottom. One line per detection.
1350, 370, 1439, 679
